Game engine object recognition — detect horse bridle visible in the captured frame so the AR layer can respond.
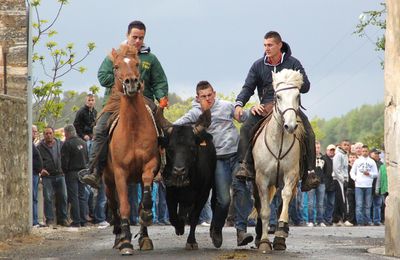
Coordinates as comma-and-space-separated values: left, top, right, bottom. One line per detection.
113, 65, 143, 96
273, 85, 299, 119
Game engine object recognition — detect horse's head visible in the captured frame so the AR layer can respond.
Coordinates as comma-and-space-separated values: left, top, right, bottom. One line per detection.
111, 44, 143, 96
157, 108, 213, 187
272, 69, 303, 134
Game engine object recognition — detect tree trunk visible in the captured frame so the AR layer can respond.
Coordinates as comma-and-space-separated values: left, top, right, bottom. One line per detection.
384, 0, 400, 256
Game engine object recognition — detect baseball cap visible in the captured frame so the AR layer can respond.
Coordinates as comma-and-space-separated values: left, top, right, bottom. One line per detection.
370, 148, 381, 154
327, 144, 336, 150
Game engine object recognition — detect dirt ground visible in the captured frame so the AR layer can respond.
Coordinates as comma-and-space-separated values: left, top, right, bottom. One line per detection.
0, 224, 391, 259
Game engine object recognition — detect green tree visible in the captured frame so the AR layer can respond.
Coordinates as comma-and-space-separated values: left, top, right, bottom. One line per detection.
30, 0, 98, 129
354, 2, 386, 67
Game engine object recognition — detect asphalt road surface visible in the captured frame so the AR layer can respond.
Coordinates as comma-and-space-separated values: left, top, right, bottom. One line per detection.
0, 224, 390, 259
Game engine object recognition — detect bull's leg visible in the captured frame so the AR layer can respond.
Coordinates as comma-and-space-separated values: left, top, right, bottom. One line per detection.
166, 191, 183, 235
186, 189, 210, 250
255, 174, 275, 253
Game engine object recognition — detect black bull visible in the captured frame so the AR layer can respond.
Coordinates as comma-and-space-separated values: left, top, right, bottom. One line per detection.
161, 110, 217, 250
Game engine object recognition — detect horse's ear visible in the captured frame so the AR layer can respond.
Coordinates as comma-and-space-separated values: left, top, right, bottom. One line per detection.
111, 48, 118, 60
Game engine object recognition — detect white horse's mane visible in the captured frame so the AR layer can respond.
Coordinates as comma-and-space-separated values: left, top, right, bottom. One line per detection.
272, 69, 303, 89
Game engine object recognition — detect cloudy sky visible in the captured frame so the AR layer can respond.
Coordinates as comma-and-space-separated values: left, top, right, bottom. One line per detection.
33, 0, 385, 119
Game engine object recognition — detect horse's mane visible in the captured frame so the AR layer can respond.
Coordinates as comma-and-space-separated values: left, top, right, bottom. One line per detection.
273, 69, 303, 89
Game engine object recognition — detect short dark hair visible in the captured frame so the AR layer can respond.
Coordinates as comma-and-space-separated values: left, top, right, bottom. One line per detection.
44, 126, 54, 133
264, 31, 282, 42
362, 144, 369, 150
196, 80, 213, 94
127, 20, 146, 34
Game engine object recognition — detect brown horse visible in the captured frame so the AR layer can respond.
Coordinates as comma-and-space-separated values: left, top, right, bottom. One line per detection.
102, 44, 159, 255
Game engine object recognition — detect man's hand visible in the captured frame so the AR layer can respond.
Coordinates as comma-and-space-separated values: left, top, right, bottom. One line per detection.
40, 169, 49, 177
234, 106, 243, 121
159, 96, 169, 108
251, 104, 265, 116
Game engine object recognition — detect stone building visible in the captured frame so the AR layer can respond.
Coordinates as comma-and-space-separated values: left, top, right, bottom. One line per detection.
0, 0, 30, 240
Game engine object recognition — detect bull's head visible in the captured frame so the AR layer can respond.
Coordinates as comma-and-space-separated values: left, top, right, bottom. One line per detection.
157, 107, 212, 187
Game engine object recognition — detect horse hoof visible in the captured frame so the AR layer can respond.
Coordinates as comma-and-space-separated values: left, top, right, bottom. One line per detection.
273, 236, 286, 251
139, 237, 154, 251
185, 242, 199, 250
175, 226, 184, 236
119, 242, 134, 255
258, 241, 272, 254
275, 222, 289, 238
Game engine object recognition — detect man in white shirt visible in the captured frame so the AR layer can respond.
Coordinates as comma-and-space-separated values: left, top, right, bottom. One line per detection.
350, 145, 378, 226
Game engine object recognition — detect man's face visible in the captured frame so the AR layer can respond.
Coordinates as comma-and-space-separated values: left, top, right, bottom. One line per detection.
315, 143, 321, 154
197, 87, 216, 108
86, 96, 95, 109
326, 148, 335, 158
355, 145, 362, 156
349, 155, 357, 165
263, 37, 282, 59
43, 128, 54, 143
341, 141, 351, 152
32, 126, 38, 141
370, 152, 380, 161
361, 147, 369, 157
127, 28, 145, 51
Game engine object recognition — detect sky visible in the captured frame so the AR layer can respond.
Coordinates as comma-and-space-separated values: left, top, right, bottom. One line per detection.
33, 0, 385, 120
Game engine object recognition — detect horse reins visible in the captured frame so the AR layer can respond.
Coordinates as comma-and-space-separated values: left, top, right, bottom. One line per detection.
266, 85, 299, 187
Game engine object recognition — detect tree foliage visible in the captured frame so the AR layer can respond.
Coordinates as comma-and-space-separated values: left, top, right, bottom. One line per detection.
30, 0, 98, 129
312, 103, 384, 150
354, 2, 386, 67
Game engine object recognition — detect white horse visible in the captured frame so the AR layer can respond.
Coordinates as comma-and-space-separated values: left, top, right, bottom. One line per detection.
253, 69, 306, 253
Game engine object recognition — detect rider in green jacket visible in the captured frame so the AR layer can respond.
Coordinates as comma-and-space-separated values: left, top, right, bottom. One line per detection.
80, 20, 168, 189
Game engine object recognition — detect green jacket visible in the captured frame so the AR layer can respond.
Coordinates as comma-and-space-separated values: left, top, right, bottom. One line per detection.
379, 164, 388, 195
98, 46, 168, 106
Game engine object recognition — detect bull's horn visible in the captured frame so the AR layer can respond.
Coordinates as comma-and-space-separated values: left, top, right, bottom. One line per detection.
194, 109, 211, 134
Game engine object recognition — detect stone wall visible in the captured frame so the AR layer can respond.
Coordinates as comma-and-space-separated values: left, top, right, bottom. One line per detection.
0, 95, 29, 240
0, 0, 28, 97
0, 0, 29, 240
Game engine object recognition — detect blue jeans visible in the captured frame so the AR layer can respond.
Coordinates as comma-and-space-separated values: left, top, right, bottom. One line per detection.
42, 175, 68, 224
65, 171, 88, 225
199, 192, 212, 223
211, 154, 238, 230
32, 174, 40, 225
289, 182, 303, 225
372, 194, 383, 224
311, 183, 326, 224
232, 176, 253, 231
355, 187, 372, 225
94, 180, 107, 223
324, 190, 336, 224
156, 181, 169, 222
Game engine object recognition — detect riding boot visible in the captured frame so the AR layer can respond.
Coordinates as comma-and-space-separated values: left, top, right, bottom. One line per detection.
235, 147, 255, 180
299, 111, 320, 192
237, 229, 254, 246
79, 112, 112, 189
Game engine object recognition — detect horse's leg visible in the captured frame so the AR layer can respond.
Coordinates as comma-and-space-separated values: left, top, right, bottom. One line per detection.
255, 174, 275, 253
104, 174, 123, 249
138, 225, 154, 251
140, 158, 158, 226
273, 170, 297, 251
113, 169, 133, 255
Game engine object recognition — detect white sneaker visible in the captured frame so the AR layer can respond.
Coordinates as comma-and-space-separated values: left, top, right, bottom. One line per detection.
97, 221, 110, 228
318, 222, 326, 227
307, 222, 314, 227
200, 222, 211, 227
343, 221, 353, 227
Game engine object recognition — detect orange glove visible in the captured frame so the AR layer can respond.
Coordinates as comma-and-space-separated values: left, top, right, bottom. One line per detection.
159, 96, 169, 108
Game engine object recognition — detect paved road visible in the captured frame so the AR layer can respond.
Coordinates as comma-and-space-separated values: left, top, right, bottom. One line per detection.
0, 224, 390, 259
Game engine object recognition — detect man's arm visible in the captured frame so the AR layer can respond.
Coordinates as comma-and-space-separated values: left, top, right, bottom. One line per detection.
149, 56, 168, 102
235, 63, 259, 108
332, 154, 344, 182
174, 107, 201, 126
97, 56, 115, 89
293, 59, 310, 93
60, 142, 70, 174
73, 109, 84, 139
